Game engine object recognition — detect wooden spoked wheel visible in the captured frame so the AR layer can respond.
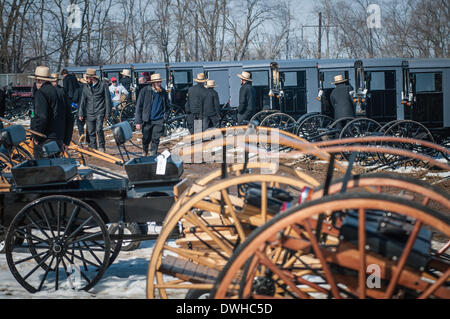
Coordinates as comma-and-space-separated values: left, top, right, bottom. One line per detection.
311, 173, 450, 217
5, 196, 111, 293
339, 118, 382, 166
212, 192, 450, 299
295, 114, 334, 142
146, 173, 318, 299
260, 113, 297, 134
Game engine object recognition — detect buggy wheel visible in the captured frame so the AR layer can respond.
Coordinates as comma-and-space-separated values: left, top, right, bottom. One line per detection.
327, 117, 354, 139
260, 113, 297, 134
219, 110, 237, 128
378, 120, 400, 134
249, 110, 278, 125
339, 117, 382, 166
381, 120, 437, 168
164, 105, 187, 136
147, 172, 318, 299
212, 192, 450, 299
295, 114, 334, 142
119, 102, 136, 131
109, 222, 142, 252
5, 195, 110, 293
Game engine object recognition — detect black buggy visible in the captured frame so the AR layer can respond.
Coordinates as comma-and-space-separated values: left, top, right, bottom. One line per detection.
0, 122, 183, 293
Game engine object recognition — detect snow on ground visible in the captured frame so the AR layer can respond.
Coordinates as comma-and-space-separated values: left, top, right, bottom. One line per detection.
0, 238, 185, 299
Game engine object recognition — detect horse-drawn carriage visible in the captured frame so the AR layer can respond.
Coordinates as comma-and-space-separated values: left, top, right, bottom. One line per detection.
0, 122, 183, 293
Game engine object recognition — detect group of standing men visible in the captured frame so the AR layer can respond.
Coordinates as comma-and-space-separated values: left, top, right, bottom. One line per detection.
185, 71, 256, 134
29, 66, 133, 156
27, 64, 263, 159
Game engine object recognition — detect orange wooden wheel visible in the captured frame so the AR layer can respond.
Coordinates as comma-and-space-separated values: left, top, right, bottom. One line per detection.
212, 193, 450, 299
146, 173, 317, 299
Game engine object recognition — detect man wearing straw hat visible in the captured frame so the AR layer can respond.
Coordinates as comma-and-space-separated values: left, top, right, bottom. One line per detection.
185, 73, 208, 134
237, 71, 256, 124
28, 66, 67, 158
135, 73, 168, 156
203, 79, 221, 129
330, 74, 355, 121
120, 69, 132, 92
78, 68, 112, 152
51, 73, 74, 150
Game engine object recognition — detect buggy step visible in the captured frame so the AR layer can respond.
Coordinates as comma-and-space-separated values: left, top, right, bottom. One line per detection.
159, 255, 219, 284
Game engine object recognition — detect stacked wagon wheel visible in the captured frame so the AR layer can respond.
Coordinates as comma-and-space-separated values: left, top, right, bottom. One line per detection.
211, 191, 450, 299
146, 163, 320, 299
146, 133, 450, 299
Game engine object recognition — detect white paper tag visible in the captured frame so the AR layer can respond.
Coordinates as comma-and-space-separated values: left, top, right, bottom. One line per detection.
161, 150, 171, 158
156, 155, 167, 175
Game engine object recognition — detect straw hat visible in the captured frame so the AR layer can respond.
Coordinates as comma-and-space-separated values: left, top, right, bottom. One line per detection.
28, 66, 56, 82
206, 80, 217, 88
50, 73, 60, 81
193, 73, 207, 83
84, 68, 99, 79
237, 71, 252, 82
78, 76, 87, 84
121, 69, 131, 77
150, 73, 164, 83
332, 75, 348, 84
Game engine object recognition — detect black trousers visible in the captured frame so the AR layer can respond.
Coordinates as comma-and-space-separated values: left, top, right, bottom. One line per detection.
237, 111, 253, 125
142, 118, 164, 155
203, 115, 220, 130
187, 113, 202, 134
86, 113, 105, 149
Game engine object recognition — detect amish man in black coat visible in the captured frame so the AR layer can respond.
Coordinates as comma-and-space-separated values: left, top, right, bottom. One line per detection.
29, 66, 67, 158
61, 68, 89, 144
237, 71, 256, 124
185, 73, 208, 134
135, 73, 168, 156
330, 75, 355, 121
203, 80, 221, 130
78, 68, 112, 152
51, 73, 74, 151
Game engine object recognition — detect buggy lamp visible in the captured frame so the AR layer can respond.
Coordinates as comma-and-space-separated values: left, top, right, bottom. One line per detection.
268, 89, 274, 97
317, 89, 323, 101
